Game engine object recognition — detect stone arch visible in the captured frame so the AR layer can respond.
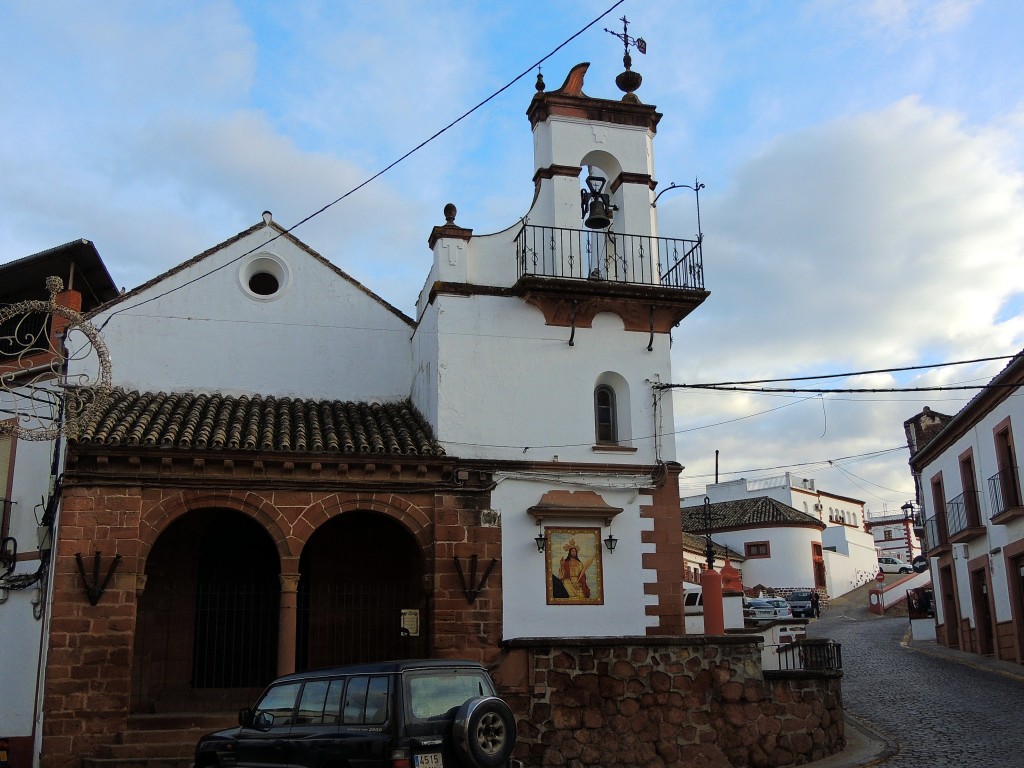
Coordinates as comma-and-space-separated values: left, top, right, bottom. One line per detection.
299, 493, 433, 556
579, 149, 623, 185
294, 497, 433, 667
139, 490, 295, 574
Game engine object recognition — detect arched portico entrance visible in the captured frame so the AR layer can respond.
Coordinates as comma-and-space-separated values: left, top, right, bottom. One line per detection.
132, 509, 280, 713
296, 511, 428, 669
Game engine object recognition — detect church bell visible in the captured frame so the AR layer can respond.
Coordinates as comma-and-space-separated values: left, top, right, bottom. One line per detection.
581, 172, 615, 230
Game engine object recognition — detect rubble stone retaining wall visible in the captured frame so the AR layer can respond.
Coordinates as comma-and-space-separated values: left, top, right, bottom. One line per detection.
496, 635, 844, 768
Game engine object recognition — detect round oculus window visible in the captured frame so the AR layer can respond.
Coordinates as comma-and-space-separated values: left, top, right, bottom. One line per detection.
239, 254, 290, 300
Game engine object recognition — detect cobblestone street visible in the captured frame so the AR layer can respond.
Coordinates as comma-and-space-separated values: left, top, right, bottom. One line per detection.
807, 589, 1024, 767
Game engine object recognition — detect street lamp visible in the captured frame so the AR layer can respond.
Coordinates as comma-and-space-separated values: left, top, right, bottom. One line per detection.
901, 501, 915, 562
703, 496, 714, 570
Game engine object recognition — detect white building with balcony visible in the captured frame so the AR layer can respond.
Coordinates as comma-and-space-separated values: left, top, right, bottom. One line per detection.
905, 357, 1024, 665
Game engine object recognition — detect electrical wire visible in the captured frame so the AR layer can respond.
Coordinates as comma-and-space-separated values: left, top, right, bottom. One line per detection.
655, 355, 1016, 389
668, 382, 1023, 394
96, 1, 626, 331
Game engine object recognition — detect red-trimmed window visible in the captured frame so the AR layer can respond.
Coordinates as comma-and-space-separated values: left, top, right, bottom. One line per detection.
745, 541, 770, 558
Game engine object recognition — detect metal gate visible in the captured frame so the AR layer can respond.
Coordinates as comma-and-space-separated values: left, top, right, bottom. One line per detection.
132, 581, 278, 713
296, 580, 426, 669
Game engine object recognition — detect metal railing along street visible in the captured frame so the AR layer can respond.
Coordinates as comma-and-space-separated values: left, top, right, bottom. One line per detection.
776, 639, 843, 672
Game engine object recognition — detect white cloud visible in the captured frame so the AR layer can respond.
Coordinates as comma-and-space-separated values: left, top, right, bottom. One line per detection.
672, 97, 1024, 506
812, 0, 978, 41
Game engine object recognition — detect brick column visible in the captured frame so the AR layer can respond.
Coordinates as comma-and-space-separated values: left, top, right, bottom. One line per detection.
278, 573, 301, 675
640, 462, 686, 634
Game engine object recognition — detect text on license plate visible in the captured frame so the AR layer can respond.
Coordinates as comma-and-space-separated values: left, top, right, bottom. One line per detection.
414, 754, 443, 768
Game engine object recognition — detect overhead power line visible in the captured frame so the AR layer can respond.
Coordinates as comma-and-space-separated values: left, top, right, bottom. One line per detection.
97, 2, 626, 329
668, 383, 1023, 395
655, 354, 1020, 393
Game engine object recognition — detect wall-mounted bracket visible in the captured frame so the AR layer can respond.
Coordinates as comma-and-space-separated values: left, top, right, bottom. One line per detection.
453, 554, 497, 605
75, 551, 122, 606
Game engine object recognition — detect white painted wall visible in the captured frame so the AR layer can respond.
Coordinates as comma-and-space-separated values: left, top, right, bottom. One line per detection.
709, 527, 821, 589
497, 477, 655, 638
75, 226, 414, 401
415, 291, 672, 465
0, 398, 58, 748
821, 549, 876, 598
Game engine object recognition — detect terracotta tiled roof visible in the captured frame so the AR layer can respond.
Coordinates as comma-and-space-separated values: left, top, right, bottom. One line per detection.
69, 388, 444, 456
680, 531, 743, 561
681, 497, 825, 533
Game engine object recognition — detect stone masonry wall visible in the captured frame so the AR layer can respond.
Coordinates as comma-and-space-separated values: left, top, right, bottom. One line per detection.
497, 636, 844, 768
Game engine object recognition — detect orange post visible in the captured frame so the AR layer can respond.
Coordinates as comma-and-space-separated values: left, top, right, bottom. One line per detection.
701, 567, 725, 634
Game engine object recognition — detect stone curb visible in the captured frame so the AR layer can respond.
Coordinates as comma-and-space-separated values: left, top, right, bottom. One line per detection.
802, 712, 898, 768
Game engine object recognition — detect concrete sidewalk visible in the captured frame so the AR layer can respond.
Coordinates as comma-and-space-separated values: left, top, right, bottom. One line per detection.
902, 634, 1024, 683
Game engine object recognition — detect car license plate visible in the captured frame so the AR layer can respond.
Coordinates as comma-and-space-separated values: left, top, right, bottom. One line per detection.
415, 753, 443, 768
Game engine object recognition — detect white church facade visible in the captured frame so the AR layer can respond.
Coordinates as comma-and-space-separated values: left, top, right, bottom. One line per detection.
8, 46, 847, 768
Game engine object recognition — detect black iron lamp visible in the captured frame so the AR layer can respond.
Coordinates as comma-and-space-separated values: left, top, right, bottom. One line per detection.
581, 172, 614, 229
535, 531, 546, 553
604, 533, 618, 553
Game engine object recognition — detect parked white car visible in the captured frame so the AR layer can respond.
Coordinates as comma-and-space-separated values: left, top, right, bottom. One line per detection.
877, 556, 912, 574
743, 597, 793, 623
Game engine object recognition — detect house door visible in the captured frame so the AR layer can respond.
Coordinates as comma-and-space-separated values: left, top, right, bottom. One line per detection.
970, 567, 994, 656
939, 565, 960, 649
296, 511, 427, 670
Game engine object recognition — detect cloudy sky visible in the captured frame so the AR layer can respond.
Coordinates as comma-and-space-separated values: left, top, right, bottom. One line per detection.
3, 1, 1023, 515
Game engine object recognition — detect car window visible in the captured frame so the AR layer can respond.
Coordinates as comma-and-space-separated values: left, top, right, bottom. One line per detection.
324, 678, 344, 724
405, 670, 494, 721
254, 682, 302, 726
295, 679, 331, 725
342, 675, 390, 725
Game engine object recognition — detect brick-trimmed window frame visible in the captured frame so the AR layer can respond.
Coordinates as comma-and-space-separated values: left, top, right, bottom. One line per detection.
744, 540, 770, 559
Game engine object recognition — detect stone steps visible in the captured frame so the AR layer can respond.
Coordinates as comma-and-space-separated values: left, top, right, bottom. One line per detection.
83, 713, 237, 768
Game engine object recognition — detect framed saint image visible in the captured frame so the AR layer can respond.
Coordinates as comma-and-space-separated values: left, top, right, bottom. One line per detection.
545, 527, 604, 605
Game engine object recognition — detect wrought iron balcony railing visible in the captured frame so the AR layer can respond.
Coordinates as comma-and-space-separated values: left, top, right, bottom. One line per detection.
988, 465, 1023, 519
945, 491, 982, 537
515, 225, 704, 290
924, 514, 945, 552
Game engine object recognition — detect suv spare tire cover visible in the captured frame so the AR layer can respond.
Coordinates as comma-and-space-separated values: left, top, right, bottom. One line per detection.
452, 696, 516, 768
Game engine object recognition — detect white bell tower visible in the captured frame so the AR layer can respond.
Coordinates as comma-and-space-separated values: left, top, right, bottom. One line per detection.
526, 61, 660, 240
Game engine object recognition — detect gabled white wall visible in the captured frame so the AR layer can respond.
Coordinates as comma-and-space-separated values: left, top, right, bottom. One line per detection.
78, 225, 414, 401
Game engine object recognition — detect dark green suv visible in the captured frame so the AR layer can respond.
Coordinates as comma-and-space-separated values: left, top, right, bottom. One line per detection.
193, 659, 516, 768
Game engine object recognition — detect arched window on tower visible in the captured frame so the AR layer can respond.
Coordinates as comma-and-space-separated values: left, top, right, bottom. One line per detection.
594, 385, 618, 444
